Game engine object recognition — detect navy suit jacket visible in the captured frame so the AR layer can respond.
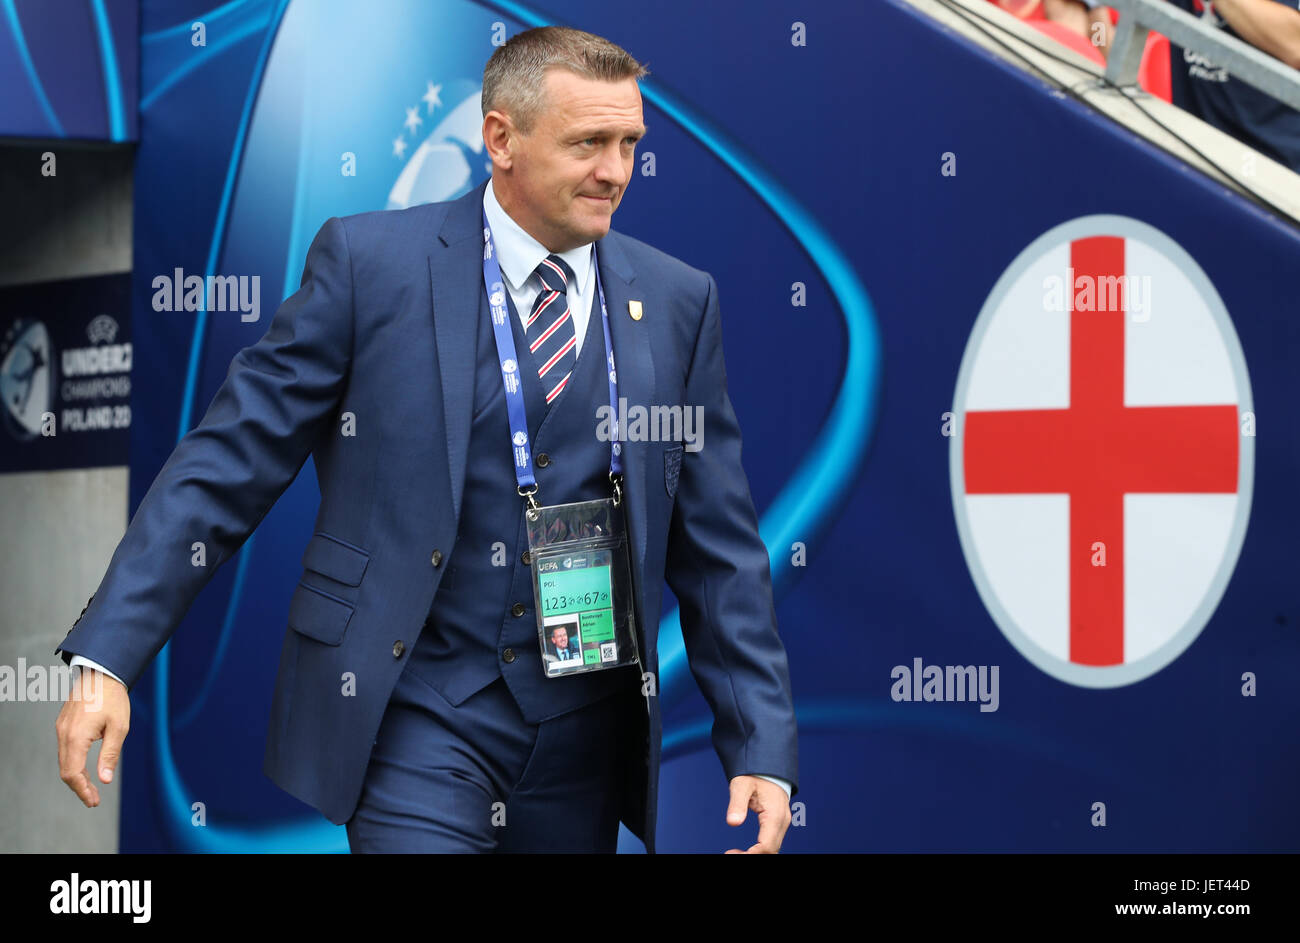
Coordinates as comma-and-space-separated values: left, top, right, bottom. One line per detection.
57, 177, 798, 850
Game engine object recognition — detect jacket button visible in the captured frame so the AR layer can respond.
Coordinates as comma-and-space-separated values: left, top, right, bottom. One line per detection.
535, 452, 551, 468
503, 648, 516, 663
521, 550, 531, 565
511, 602, 525, 617
392, 640, 405, 658
430, 549, 443, 567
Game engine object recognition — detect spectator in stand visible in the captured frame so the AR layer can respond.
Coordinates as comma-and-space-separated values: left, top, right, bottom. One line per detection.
1165, 0, 1300, 173
993, 1, 1115, 57
1043, 0, 1117, 57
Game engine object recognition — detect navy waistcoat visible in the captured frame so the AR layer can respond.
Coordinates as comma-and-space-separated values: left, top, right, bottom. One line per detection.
410, 275, 641, 724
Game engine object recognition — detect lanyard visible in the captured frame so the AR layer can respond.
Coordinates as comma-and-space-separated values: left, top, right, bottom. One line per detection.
481, 207, 623, 511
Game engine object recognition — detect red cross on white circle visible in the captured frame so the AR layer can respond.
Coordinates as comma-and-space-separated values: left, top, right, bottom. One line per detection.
950, 217, 1253, 687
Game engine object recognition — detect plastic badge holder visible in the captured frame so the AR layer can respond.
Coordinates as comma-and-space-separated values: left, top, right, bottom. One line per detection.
526, 496, 642, 678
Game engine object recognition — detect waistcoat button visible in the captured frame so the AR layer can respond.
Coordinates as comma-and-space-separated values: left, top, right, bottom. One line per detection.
511, 602, 526, 617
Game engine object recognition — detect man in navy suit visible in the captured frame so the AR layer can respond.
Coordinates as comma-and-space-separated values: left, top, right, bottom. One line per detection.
54, 25, 797, 853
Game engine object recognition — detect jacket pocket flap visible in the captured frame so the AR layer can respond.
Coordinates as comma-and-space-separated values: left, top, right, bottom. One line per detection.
288, 582, 353, 645
301, 532, 369, 586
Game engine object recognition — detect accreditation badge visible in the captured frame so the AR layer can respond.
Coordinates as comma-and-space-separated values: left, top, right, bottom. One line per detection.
526, 496, 641, 678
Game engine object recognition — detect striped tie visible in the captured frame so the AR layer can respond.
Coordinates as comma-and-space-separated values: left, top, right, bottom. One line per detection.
526, 254, 578, 405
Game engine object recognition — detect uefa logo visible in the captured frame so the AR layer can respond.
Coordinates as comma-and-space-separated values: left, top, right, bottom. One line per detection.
87, 314, 119, 344
0, 318, 54, 441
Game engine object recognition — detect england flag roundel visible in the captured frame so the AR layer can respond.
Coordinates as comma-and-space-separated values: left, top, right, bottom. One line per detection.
950, 216, 1253, 688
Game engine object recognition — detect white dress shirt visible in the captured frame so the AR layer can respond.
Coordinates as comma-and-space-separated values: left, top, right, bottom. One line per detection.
483, 176, 595, 355
72, 177, 793, 803
70, 653, 122, 685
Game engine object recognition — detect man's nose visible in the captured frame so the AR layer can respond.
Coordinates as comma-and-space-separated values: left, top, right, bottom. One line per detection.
593, 144, 629, 187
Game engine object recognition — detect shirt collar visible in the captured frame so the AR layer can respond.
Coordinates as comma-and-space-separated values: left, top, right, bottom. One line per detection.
484, 176, 593, 294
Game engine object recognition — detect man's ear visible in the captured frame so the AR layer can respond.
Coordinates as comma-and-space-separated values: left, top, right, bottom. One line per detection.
483, 112, 517, 170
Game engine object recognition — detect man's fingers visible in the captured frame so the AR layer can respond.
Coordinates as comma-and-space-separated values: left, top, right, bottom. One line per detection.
728, 779, 791, 853
68, 768, 100, 807
725, 778, 791, 851
725, 778, 753, 826
99, 720, 128, 784
56, 669, 129, 805
753, 806, 785, 853
58, 732, 100, 807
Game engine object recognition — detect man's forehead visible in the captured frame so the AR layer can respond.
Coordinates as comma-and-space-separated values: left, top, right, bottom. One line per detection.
544, 70, 644, 132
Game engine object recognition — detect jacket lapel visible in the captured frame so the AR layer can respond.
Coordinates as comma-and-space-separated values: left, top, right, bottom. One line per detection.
428, 179, 488, 526
596, 230, 653, 596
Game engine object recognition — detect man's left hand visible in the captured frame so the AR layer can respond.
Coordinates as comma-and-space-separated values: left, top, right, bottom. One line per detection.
724, 775, 791, 853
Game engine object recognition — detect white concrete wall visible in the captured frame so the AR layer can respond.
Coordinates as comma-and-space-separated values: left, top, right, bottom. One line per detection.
0, 142, 132, 853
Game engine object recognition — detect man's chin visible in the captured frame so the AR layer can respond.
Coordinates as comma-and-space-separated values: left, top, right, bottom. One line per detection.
559, 214, 610, 246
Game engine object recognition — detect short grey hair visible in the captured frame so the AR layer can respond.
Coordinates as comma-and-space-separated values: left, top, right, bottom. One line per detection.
482, 26, 649, 135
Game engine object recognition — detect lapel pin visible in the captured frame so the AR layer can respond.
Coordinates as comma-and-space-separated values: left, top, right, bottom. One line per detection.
628, 300, 643, 321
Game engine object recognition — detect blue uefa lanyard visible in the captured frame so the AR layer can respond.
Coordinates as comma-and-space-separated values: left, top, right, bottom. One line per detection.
481, 208, 623, 512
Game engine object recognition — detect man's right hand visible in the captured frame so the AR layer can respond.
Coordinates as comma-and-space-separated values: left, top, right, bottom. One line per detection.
56, 667, 130, 807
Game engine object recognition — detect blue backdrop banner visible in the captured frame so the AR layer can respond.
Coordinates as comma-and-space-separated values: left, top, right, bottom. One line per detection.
0, 0, 137, 141
121, 0, 1299, 852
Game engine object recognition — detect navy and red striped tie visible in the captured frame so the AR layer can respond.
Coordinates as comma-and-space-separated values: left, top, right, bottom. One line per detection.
526, 254, 578, 404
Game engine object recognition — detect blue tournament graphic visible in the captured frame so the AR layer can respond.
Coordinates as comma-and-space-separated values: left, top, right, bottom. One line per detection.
3, 0, 1296, 858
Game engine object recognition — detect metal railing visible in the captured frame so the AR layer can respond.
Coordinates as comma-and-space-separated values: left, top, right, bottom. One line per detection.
1105, 0, 1300, 111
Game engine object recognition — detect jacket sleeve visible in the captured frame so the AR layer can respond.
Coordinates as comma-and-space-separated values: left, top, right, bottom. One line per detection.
662, 272, 799, 796
55, 216, 356, 688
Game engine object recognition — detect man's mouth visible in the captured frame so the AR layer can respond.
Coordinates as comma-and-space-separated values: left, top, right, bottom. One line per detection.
581, 194, 612, 203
